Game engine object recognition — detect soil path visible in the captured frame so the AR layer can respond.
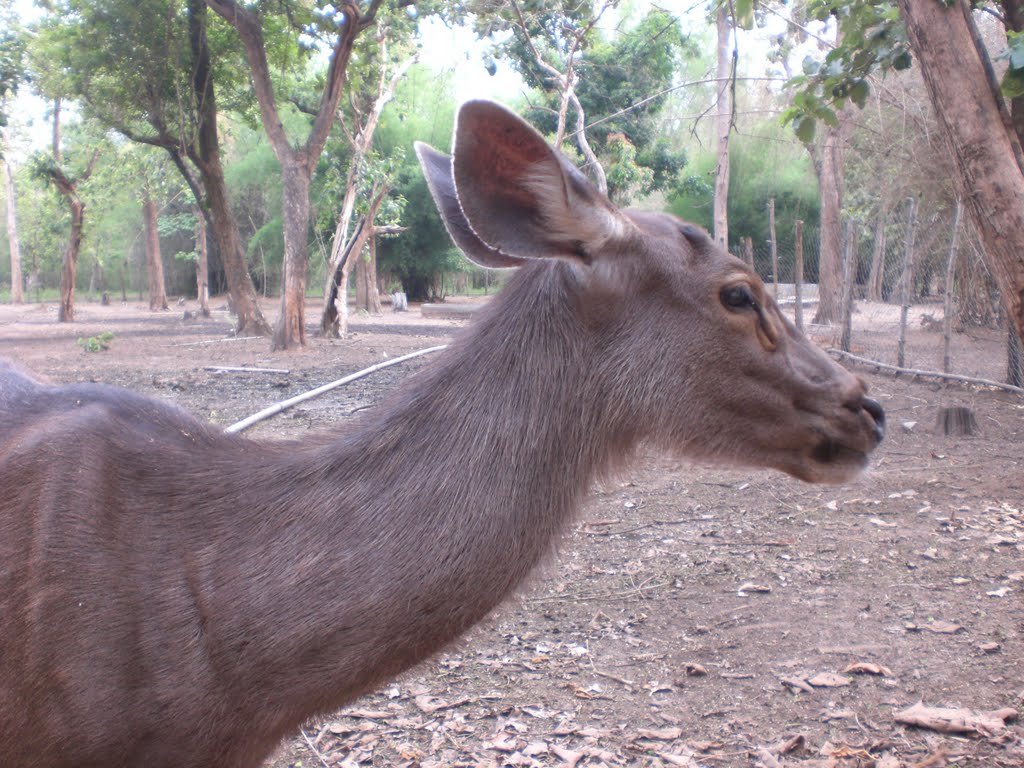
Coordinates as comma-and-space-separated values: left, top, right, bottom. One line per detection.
2, 298, 1021, 767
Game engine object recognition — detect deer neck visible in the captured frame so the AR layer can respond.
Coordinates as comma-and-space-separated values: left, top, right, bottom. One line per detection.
219, 262, 624, 717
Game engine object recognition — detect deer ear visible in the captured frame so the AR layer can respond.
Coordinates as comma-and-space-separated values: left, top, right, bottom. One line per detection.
450, 100, 631, 263
415, 141, 528, 269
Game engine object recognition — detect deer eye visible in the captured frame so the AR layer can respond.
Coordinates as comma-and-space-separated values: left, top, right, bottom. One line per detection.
720, 285, 757, 311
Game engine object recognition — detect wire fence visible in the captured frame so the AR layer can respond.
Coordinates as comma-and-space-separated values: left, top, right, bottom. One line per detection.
735, 198, 1024, 393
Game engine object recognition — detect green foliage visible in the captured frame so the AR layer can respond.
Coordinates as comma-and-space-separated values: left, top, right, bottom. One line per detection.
478, 4, 695, 199
670, 120, 820, 266
372, 69, 464, 300
782, 0, 910, 141
77, 331, 114, 352
999, 30, 1024, 98
604, 135, 653, 207
0, 1, 26, 131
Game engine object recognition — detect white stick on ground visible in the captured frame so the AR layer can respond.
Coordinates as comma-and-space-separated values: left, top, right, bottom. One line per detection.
224, 345, 448, 434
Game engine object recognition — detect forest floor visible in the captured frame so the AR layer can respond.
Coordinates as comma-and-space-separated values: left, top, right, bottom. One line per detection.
2, 296, 1022, 768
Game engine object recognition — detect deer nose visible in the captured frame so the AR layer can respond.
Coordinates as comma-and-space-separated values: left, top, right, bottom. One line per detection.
842, 390, 885, 446
863, 397, 885, 445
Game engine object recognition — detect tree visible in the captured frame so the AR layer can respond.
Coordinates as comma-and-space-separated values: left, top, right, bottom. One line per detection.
373, 70, 459, 300
32, 101, 101, 322
142, 184, 169, 311
898, 0, 1024, 343
1, 131, 22, 303
480, 2, 691, 204
783, 0, 1024, 343
0, 0, 25, 135
319, 11, 417, 337
39, 0, 272, 335
206, 0, 387, 349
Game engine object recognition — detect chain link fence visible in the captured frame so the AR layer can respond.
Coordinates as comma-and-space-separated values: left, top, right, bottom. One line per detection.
735, 198, 1023, 393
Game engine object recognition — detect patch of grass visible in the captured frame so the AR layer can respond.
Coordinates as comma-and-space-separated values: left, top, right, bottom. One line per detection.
77, 331, 115, 353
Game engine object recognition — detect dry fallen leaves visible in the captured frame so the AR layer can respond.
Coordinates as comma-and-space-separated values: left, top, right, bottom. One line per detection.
636, 726, 683, 741
842, 661, 893, 676
905, 620, 962, 634
807, 672, 852, 688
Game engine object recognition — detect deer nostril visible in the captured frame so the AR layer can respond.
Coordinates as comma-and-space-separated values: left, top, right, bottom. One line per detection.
863, 397, 885, 444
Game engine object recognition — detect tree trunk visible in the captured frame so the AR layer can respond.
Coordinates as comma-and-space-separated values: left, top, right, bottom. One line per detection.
58, 196, 85, 323
318, 48, 416, 332
713, 5, 732, 251
812, 121, 845, 324
866, 206, 887, 302
1, 138, 24, 304
195, 206, 210, 317
143, 194, 168, 311
49, 120, 99, 323
187, 0, 269, 336
898, 0, 1024, 343
355, 235, 382, 314
324, 214, 374, 338
273, 158, 312, 349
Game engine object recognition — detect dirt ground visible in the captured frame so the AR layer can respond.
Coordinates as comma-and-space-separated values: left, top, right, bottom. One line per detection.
1, 296, 1022, 768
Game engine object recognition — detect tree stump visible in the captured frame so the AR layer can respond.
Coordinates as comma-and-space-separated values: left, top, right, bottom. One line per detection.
936, 406, 977, 436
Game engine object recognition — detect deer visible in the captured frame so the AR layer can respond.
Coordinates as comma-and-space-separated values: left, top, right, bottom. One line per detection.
0, 101, 884, 768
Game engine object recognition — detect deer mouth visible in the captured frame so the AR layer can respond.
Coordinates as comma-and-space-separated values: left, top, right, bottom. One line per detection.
800, 396, 885, 483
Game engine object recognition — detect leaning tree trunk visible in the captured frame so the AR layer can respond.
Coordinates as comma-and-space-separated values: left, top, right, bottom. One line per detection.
143, 194, 169, 311
1, 147, 23, 304
58, 197, 85, 323
188, 0, 270, 337
898, 0, 1024, 343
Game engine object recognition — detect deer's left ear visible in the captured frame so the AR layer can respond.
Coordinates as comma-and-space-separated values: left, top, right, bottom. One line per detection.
416, 142, 528, 269
451, 100, 633, 263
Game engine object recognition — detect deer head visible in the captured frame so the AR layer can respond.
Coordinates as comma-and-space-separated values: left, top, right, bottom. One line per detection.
417, 100, 883, 484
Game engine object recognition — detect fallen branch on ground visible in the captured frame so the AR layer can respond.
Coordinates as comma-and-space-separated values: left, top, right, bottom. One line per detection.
224, 345, 447, 434
827, 348, 1024, 396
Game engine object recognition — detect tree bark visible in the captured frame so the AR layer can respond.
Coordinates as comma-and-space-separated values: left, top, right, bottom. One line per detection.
812, 121, 845, 324
355, 234, 382, 314
713, 5, 732, 251
142, 193, 168, 311
898, 0, 1024, 343
1, 139, 23, 304
195, 206, 210, 317
275, 158, 312, 348
57, 196, 84, 322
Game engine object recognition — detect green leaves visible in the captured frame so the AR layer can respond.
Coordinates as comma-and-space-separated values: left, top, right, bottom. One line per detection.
999, 30, 1024, 99
733, 0, 756, 30
782, 0, 910, 143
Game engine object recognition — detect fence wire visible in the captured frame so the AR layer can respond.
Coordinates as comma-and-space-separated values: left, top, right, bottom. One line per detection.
736, 198, 1023, 391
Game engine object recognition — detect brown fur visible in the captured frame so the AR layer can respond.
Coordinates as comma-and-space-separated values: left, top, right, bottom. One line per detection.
0, 102, 883, 768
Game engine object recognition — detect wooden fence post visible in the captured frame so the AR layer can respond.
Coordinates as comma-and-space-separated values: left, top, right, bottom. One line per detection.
942, 201, 962, 374
741, 236, 754, 270
897, 197, 918, 368
794, 220, 804, 333
839, 219, 858, 353
768, 198, 778, 299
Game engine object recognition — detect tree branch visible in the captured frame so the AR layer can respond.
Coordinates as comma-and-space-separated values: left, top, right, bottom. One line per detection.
204, 0, 291, 159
